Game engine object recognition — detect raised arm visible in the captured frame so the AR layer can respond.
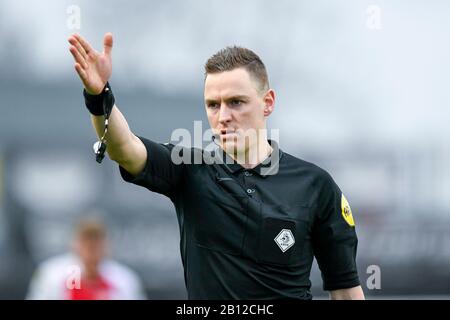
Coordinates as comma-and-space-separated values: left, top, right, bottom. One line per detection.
68, 33, 146, 176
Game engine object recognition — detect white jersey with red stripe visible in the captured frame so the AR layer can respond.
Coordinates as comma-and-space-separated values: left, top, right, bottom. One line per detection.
26, 253, 146, 300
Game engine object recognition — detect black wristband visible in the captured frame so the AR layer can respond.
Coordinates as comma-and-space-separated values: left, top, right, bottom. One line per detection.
83, 82, 115, 116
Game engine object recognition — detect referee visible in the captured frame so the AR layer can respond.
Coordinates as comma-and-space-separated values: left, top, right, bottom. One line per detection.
68, 32, 365, 300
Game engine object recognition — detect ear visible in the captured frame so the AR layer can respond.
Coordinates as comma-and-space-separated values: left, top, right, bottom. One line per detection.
263, 89, 275, 117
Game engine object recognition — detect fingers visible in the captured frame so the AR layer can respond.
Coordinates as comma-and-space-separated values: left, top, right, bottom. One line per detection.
74, 63, 88, 82
69, 45, 88, 69
68, 35, 88, 61
73, 33, 96, 57
103, 32, 113, 56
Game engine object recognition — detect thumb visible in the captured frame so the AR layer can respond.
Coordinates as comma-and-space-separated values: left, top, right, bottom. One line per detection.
103, 32, 113, 56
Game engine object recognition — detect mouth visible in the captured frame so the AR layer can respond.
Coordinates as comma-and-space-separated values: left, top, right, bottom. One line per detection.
219, 129, 237, 141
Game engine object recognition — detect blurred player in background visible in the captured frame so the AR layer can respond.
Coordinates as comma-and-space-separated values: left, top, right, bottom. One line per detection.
26, 218, 145, 300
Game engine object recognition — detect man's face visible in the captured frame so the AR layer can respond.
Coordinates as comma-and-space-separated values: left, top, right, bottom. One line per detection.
74, 235, 106, 269
204, 68, 274, 156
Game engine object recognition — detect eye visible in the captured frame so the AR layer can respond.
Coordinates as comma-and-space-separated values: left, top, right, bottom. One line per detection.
207, 102, 219, 109
230, 99, 242, 106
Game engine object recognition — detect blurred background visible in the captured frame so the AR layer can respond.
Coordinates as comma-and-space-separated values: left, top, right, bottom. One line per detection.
0, 0, 449, 299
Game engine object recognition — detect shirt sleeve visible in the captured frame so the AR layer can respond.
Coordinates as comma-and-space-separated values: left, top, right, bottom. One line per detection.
119, 136, 187, 198
312, 170, 361, 291
26, 266, 52, 300
26, 263, 64, 300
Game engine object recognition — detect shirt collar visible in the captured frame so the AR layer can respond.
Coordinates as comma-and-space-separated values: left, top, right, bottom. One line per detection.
215, 140, 283, 177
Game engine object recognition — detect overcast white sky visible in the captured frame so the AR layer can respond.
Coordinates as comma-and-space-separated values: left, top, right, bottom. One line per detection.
1, 0, 449, 149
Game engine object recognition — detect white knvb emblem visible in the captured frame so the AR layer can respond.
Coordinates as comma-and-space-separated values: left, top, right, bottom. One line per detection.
274, 229, 295, 253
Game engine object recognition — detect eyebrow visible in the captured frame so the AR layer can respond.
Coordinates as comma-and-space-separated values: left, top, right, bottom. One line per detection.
205, 95, 250, 104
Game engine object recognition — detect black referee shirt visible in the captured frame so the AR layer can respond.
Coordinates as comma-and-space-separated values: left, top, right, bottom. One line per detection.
119, 137, 360, 299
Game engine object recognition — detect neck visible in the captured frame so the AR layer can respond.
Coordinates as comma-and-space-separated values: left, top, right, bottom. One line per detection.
229, 139, 273, 169
83, 264, 100, 281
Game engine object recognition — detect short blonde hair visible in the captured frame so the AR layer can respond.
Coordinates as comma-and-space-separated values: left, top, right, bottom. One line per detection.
204, 46, 269, 93
75, 218, 106, 241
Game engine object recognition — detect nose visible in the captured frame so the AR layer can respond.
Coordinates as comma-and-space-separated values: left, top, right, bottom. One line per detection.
218, 103, 232, 124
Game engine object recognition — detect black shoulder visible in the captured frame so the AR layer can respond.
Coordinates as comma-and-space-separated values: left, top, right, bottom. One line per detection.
281, 151, 339, 207
282, 151, 335, 185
